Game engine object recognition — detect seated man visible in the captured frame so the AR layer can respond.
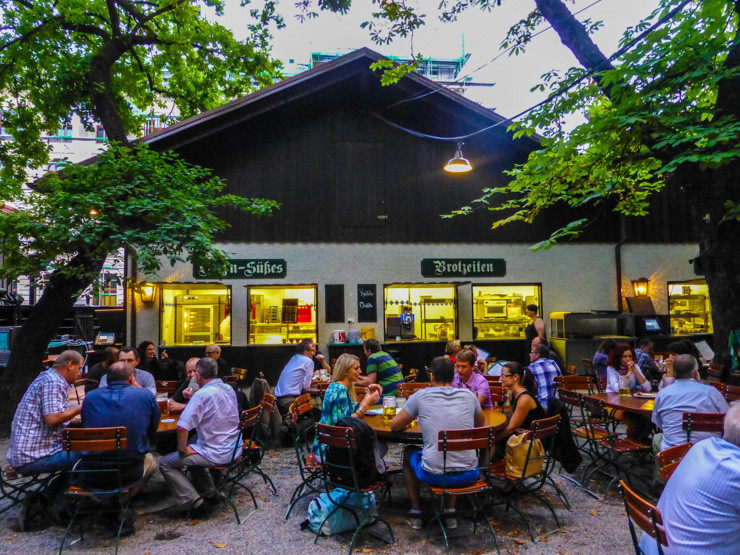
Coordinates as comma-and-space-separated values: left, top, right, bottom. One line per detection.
78, 362, 160, 489
159, 357, 240, 514
169, 357, 200, 413
7, 351, 84, 475
205, 344, 231, 379
527, 344, 561, 410
651, 354, 728, 452
274, 340, 318, 415
86, 346, 118, 383
640, 403, 740, 554
451, 349, 492, 409
358, 339, 404, 396
531, 336, 565, 375
391, 356, 484, 530
99, 346, 156, 395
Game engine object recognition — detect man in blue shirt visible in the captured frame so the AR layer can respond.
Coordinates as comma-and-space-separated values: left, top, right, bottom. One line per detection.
640, 403, 740, 554
80, 361, 160, 488
651, 354, 728, 452
99, 346, 157, 395
527, 344, 561, 410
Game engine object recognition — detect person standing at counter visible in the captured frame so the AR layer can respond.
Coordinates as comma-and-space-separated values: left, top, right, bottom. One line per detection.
524, 304, 547, 346
358, 339, 404, 396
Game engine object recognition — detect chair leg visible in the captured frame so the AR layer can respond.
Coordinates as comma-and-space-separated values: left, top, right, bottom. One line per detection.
58, 499, 83, 554
547, 476, 572, 510
254, 467, 278, 495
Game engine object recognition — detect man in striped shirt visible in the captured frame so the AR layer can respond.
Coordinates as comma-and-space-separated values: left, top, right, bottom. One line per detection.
359, 339, 404, 396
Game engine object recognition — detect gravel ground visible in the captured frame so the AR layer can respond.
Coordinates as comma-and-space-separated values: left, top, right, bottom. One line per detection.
0, 437, 642, 555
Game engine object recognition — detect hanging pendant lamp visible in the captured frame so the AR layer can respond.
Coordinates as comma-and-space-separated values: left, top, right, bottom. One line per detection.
444, 142, 472, 173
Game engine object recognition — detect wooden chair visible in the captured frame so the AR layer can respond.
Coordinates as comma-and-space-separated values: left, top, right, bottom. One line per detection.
155, 380, 177, 395
403, 368, 418, 383
484, 375, 501, 386
724, 384, 740, 402
285, 394, 322, 519
488, 385, 510, 413
564, 363, 577, 375
59, 427, 133, 553
233, 367, 249, 390
428, 426, 501, 554
315, 424, 394, 554
83, 378, 99, 393
619, 480, 668, 555
397, 382, 430, 398
682, 412, 725, 443
708, 380, 724, 392
554, 375, 596, 393
222, 375, 237, 388
72, 379, 86, 404
556, 389, 592, 463
656, 443, 692, 482
1, 465, 61, 518
488, 415, 564, 542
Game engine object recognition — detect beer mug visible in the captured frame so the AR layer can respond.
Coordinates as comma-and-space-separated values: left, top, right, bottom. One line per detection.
156, 392, 169, 415
618, 375, 631, 397
383, 396, 397, 423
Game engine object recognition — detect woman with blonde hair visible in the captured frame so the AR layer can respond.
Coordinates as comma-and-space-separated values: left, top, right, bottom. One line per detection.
313, 354, 381, 456
445, 339, 461, 363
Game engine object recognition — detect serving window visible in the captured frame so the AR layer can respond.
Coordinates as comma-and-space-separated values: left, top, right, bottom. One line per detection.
384, 284, 457, 341
248, 285, 317, 345
668, 279, 712, 335
472, 284, 541, 340
161, 284, 231, 346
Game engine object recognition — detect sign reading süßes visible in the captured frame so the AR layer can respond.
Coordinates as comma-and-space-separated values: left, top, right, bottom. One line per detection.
193, 259, 287, 279
420, 258, 506, 278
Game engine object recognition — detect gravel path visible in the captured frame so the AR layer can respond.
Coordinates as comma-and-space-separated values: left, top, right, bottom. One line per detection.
0, 438, 640, 554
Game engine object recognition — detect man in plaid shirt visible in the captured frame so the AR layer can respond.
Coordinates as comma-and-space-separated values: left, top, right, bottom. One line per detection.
7, 350, 84, 474
528, 344, 562, 411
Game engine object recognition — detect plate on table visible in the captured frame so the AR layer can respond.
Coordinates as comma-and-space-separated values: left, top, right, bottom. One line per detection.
161, 418, 176, 423
633, 392, 657, 399
365, 408, 384, 416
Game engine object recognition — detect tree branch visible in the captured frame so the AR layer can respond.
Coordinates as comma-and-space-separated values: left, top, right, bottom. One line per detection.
106, 0, 122, 37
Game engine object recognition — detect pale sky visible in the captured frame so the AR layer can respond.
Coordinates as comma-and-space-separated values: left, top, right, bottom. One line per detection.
224, 0, 660, 119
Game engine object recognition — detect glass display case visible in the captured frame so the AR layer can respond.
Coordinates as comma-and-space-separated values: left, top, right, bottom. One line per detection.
161, 284, 231, 345
384, 284, 457, 341
248, 285, 317, 344
668, 279, 712, 335
472, 284, 541, 340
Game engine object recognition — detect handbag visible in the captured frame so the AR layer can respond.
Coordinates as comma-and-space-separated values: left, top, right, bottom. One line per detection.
504, 431, 544, 479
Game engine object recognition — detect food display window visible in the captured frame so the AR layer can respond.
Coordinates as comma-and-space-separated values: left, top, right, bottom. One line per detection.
248, 285, 317, 345
472, 284, 541, 340
668, 279, 712, 335
161, 284, 231, 345
384, 284, 457, 341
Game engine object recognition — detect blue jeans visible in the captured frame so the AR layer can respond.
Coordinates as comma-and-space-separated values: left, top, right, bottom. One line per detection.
17, 451, 81, 476
409, 449, 479, 488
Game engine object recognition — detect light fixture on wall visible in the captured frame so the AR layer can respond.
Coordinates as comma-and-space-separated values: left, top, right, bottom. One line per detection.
139, 282, 155, 303
631, 277, 650, 297
443, 142, 472, 173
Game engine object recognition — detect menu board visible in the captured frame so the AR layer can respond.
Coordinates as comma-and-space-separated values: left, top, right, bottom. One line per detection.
357, 284, 377, 322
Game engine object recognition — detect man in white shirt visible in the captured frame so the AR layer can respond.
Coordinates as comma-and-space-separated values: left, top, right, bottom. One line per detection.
274, 340, 318, 415
99, 346, 156, 395
159, 357, 240, 514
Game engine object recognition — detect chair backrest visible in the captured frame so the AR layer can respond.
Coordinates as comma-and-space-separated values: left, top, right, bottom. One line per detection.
489, 385, 507, 406
528, 414, 560, 441
62, 427, 128, 453
596, 375, 607, 392
155, 380, 177, 394
485, 375, 501, 386
84, 378, 99, 393
397, 382, 430, 398
682, 412, 725, 442
437, 426, 499, 454
223, 375, 237, 387
554, 375, 595, 393
316, 423, 362, 492
580, 396, 612, 444
234, 367, 248, 379
619, 480, 667, 553
316, 382, 330, 397
564, 364, 577, 375
656, 443, 692, 482
724, 384, 740, 402
708, 380, 724, 392
557, 388, 582, 409
582, 358, 594, 372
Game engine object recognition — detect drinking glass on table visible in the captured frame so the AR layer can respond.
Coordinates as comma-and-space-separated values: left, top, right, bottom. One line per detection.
618, 375, 631, 397
383, 396, 397, 422
156, 392, 169, 416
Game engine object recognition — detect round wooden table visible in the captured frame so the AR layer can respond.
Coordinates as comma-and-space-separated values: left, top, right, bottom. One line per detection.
588, 392, 655, 416
363, 408, 507, 443
157, 413, 180, 433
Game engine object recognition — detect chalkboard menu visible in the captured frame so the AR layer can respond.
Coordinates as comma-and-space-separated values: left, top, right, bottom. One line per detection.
325, 284, 345, 323
357, 284, 377, 322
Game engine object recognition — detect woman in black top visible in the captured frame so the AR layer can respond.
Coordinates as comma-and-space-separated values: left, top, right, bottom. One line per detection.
492, 362, 546, 459
524, 304, 547, 347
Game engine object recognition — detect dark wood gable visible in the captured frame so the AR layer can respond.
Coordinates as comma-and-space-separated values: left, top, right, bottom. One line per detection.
148, 49, 697, 245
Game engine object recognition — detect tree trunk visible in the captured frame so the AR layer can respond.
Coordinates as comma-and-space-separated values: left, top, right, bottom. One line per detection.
0, 251, 106, 436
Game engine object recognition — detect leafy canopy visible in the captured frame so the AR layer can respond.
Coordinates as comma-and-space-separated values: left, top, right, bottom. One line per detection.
0, 143, 279, 283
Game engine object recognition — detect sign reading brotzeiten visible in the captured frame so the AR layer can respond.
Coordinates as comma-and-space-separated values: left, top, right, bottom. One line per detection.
421, 258, 506, 278
193, 259, 287, 279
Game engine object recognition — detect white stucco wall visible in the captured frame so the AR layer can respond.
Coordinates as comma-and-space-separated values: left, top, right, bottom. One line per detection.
133, 242, 700, 351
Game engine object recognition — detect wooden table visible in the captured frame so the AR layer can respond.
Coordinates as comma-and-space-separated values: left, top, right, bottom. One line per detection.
363, 408, 507, 443
588, 392, 655, 416
157, 413, 180, 433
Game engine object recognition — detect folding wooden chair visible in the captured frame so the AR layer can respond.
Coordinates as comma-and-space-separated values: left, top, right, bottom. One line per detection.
222, 375, 237, 388
656, 443, 692, 482
484, 375, 501, 386
724, 384, 740, 402
285, 394, 322, 519
554, 375, 596, 394
681, 412, 725, 443
429, 426, 501, 554
233, 367, 249, 390
488, 385, 510, 414
84, 378, 99, 393
619, 480, 668, 555
397, 382, 430, 398
315, 423, 394, 554
0, 465, 60, 517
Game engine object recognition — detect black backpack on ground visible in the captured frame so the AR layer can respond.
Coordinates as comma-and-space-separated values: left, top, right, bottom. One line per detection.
327, 417, 384, 490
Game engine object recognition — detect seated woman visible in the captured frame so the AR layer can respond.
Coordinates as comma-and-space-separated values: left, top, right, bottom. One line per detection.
137, 340, 180, 381
313, 354, 382, 458
604, 344, 652, 443
445, 339, 462, 363
592, 338, 617, 380
492, 362, 546, 460
605, 344, 651, 394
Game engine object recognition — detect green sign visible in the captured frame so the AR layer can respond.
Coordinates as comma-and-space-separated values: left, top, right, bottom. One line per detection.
194, 259, 286, 279
421, 258, 506, 278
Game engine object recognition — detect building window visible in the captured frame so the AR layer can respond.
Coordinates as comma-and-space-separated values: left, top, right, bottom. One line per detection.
161, 284, 231, 346
384, 284, 457, 341
93, 273, 120, 306
472, 284, 542, 340
668, 279, 712, 335
95, 125, 107, 141
248, 285, 317, 345
46, 158, 63, 172
144, 116, 162, 135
